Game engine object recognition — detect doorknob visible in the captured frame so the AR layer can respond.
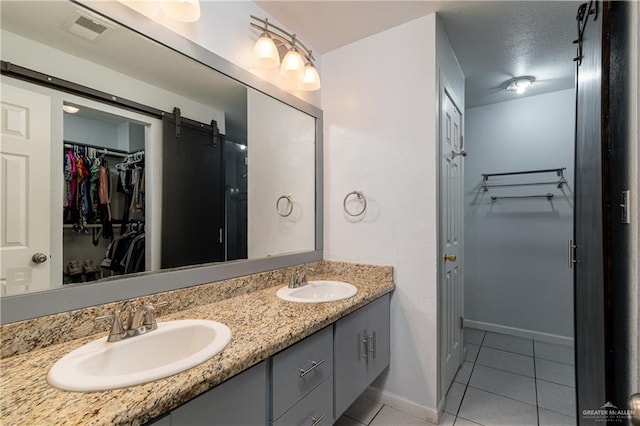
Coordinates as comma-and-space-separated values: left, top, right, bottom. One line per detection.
31, 253, 48, 264
444, 253, 457, 262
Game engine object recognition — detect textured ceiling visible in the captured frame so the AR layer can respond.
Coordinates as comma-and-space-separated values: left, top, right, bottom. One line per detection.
256, 1, 580, 107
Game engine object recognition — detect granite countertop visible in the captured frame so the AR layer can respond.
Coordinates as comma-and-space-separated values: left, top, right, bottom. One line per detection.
0, 273, 394, 426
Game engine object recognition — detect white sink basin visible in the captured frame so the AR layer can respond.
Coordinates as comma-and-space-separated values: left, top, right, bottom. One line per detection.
276, 280, 357, 303
47, 319, 231, 392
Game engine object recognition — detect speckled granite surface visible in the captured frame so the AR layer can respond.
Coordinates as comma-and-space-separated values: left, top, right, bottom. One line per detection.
0, 261, 393, 426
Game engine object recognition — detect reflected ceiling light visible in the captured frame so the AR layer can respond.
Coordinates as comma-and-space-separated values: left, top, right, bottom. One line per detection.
63, 105, 80, 114
161, 0, 201, 23
250, 15, 321, 91
507, 77, 534, 94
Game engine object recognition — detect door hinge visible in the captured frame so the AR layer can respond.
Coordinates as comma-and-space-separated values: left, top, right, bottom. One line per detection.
459, 317, 464, 329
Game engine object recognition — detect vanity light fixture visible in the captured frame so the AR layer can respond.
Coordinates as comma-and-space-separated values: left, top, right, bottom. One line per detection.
507, 76, 534, 94
250, 15, 321, 91
253, 20, 280, 68
161, 0, 201, 23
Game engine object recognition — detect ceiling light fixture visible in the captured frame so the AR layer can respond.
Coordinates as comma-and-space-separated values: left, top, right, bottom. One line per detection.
161, 0, 201, 23
250, 15, 321, 91
63, 105, 80, 114
507, 77, 534, 94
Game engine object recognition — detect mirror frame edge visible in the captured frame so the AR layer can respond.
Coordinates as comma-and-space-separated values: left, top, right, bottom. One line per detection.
0, 0, 324, 324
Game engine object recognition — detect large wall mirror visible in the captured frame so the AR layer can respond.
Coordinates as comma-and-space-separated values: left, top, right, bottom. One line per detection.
0, 0, 322, 323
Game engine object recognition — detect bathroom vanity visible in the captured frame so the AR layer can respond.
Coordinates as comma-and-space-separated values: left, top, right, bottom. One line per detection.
146, 294, 390, 425
0, 261, 393, 425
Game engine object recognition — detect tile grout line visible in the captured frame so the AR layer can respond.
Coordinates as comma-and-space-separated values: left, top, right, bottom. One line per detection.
455, 330, 487, 422
366, 403, 384, 425
463, 384, 539, 409
473, 360, 535, 379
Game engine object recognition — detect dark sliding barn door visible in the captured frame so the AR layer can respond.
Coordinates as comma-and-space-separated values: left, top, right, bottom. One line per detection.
161, 110, 225, 268
574, 1, 635, 423
573, 1, 607, 420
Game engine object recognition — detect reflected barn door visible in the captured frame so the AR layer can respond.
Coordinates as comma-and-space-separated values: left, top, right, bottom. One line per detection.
0, 83, 51, 295
161, 112, 224, 268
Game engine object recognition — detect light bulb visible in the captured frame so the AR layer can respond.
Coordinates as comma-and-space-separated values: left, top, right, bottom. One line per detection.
253, 35, 280, 68
63, 105, 80, 114
280, 49, 305, 82
507, 77, 533, 94
300, 63, 321, 91
161, 0, 201, 23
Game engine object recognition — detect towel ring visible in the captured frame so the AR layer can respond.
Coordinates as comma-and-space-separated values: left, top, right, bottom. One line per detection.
276, 195, 294, 217
343, 190, 367, 217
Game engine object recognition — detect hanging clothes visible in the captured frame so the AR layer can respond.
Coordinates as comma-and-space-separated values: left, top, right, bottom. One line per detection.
115, 152, 145, 234
63, 145, 116, 238
63, 150, 77, 223
100, 222, 145, 274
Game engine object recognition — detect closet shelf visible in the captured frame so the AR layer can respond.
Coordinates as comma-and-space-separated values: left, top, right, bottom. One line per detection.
481, 167, 566, 192
491, 193, 554, 203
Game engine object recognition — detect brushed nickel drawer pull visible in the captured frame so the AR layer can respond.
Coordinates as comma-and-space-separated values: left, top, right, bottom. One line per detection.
368, 332, 376, 359
299, 359, 325, 378
310, 414, 325, 426
360, 337, 369, 361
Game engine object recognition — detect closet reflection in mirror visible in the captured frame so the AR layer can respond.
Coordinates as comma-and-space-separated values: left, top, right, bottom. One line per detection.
0, 0, 316, 297
62, 105, 148, 284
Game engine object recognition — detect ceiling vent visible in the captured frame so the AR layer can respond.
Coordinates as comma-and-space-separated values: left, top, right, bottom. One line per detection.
67, 12, 113, 41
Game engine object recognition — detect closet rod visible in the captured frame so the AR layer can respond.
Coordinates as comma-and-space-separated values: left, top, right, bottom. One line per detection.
481, 168, 565, 179
64, 142, 127, 158
490, 193, 554, 202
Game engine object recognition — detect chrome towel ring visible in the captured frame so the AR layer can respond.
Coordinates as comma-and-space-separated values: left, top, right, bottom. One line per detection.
276, 195, 294, 217
343, 190, 367, 217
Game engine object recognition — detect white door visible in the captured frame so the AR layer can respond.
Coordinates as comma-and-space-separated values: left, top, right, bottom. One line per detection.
440, 88, 464, 394
0, 83, 51, 295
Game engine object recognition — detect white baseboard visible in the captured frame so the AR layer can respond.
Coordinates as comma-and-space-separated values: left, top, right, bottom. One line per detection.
363, 386, 440, 424
464, 319, 574, 347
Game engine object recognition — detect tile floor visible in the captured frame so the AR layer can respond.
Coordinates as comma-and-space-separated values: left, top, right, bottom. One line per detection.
335, 328, 576, 426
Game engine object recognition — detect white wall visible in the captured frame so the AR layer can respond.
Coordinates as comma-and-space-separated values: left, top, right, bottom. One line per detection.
247, 89, 315, 258
464, 89, 575, 340
323, 13, 450, 420
116, 0, 320, 108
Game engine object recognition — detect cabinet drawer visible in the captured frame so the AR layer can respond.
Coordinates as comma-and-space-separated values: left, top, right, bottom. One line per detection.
271, 326, 333, 420
272, 376, 333, 426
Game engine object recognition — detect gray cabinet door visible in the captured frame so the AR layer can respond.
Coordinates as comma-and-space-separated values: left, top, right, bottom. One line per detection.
334, 304, 369, 418
170, 361, 267, 426
366, 294, 390, 381
334, 295, 391, 419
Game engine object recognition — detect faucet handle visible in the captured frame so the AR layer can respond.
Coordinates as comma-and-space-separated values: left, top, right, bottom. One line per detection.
142, 302, 167, 331
95, 309, 126, 342
289, 271, 299, 288
300, 267, 315, 285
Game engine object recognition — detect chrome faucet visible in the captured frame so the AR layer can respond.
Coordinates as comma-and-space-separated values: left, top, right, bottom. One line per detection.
289, 267, 315, 289
95, 301, 166, 342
